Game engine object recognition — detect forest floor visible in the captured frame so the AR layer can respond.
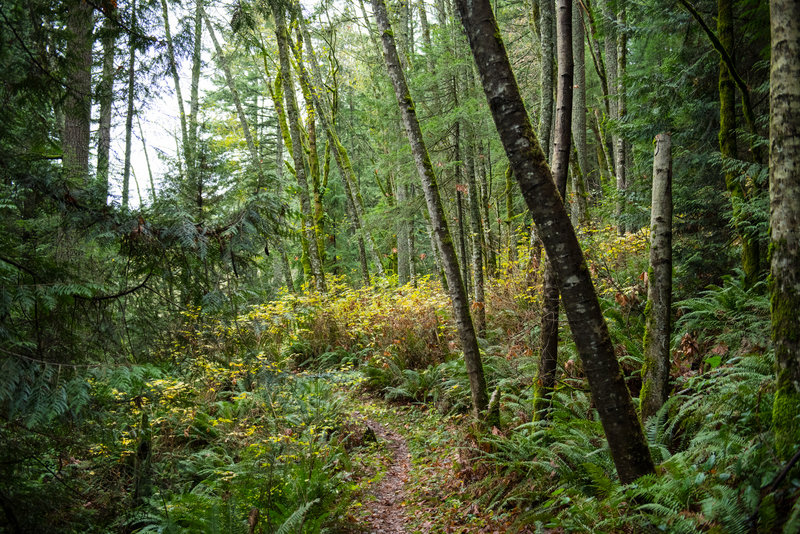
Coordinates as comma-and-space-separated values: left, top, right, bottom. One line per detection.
339, 386, 521, 533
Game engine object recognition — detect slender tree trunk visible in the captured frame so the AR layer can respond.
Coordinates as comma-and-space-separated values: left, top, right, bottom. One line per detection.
397, 178, 412, 284
122, 0, 137, 209
204, 9, 264, 182
641, 133, 673, 421
187, 0, 203, 179
717, 0, 760, 285
63, 0, 93, 183
96, 13, 115, 201
571, 0, 589, 225
466, 131, 486, 336
275, 126, 295, 292
136, 117, 156, 200
769, 0, 800, 461
614, 1, 627, 235
539, 0, 555, 158
479, 140, 497, 277
505, 165, 517, 262
536, 0, 573, 419
271, 5, 326, 291
160, 0, 190, 175
455, 0, 655, 483
373, 0, 491, 421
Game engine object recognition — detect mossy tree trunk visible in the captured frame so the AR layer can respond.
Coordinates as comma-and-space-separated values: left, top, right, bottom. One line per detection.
641, 133, 673, 421
455, 0, 655, 483
769, 0, 800, 461
372, 0, 491, 421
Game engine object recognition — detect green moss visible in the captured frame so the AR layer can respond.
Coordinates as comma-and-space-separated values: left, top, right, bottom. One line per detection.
772, 381, 800, 460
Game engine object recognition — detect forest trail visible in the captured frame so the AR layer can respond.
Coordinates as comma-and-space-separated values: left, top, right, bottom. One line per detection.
356, 417, 411, 533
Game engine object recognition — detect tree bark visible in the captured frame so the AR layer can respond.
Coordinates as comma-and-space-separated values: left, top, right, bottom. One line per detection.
571, 0, 589, 225
63, 0, 93, 183
466, 130, 486, 335
641, 133, 673, 421
96, 12, 115, 202
372, 0, 491, 421
455, 0, 655, 483
536, 0, 573, 419
769, 0, 800, 461
539, 0, 555, 159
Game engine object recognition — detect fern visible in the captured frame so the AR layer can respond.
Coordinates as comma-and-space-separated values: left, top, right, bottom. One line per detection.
275, 498, 319, 534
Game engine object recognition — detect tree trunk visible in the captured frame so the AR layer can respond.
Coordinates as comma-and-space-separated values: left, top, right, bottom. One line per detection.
160, 0, 190, 176
536, 0, 573, 419
455, 0, 655, 483
641, 133, 673, 421
372, 0, 491, 421
614, 1, 627, 235
187, 0, 203, 180
63, 0, 93, 183
96, 13, 115, 202
122, 0, 137, 209
271, 4, 326, 292
466, 130, 486, 336
717, 0, 760, 285
539, 0, 555, 158
769, 0, 800, 461
571, 0, 589, 225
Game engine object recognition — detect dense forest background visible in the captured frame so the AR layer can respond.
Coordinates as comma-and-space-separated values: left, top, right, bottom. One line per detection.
1, 0, 798, 531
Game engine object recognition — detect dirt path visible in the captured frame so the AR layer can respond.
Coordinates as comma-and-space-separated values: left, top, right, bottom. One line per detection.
358, 419, 411, 533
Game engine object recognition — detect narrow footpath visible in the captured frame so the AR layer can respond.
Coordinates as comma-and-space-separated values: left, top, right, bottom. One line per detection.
358, 419, 411, 533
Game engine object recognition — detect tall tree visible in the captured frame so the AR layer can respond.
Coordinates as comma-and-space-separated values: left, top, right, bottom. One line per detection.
769, 0, 800, 461
63, 0, 93, 182
718, 0, 760, 285
372, 0, 491, 421
455, 0, 655, 483
539, 0, 556, 158
570, 0, 589, 225
96, 10, 116, 201
122, 0, 138, 208
271, 2, 326, 292
535, 0, 573, 418
641, 132, 673, 421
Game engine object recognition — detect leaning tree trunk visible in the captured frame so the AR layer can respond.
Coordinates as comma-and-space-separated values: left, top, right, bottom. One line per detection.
455, 0, 655, 483
372, 0, 491, 421
641, 133, 673, 421
535, 0, 573, 419
769, 0, 800, 461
